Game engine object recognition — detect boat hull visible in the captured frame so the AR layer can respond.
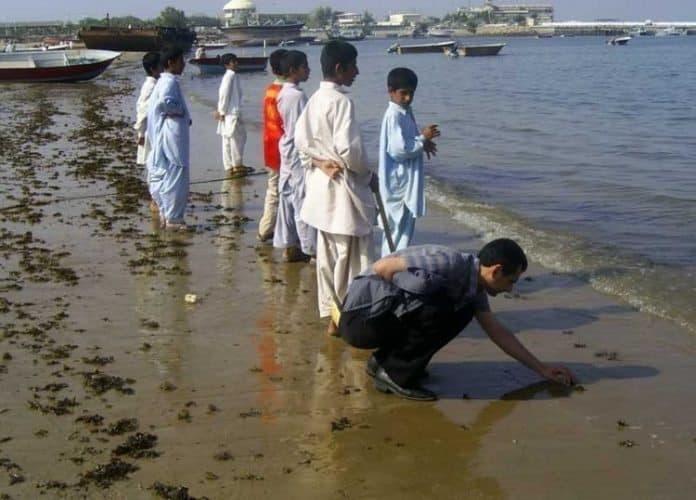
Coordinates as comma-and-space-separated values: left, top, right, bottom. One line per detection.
188, 56, 268, 75
457, 43, 506, 56
391, 40, 457, 54
0, 49, 121, 83
78, 26, 196, 52
221, 23, 304, 47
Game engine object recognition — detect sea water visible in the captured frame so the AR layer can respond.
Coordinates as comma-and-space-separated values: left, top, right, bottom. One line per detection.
184, 36, 696, 332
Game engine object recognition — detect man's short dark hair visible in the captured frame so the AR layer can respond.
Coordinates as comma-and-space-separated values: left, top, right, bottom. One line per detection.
478, 238, 528, 275
320, 40, 357, 78
280, 50, 308, 77
160, 47, 184, 69
269, 48, 288, 76
387, 67, 418, 91
220, 52, 238, 66
142, 51, 160, 76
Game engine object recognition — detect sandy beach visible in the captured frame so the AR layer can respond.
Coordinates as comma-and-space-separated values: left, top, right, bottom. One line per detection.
2, 58, 696, 499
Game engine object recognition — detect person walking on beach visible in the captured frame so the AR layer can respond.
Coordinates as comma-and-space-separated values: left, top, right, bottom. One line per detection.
378, 67, 439, 256
134, 51, 161, 212
215, 53, 247, 176
257, 49, 288, 243
146, 47, 191, 231
338, 238, 578, 401
294, 41, 377, 335
273, 50, 316, 262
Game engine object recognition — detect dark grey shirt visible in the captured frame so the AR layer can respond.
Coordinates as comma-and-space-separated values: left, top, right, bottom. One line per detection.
342, 245, 490, 317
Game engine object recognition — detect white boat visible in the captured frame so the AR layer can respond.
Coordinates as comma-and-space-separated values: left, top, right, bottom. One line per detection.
607, 36, 631, 46
0, 49, 121, 83
428, 25, 455, 38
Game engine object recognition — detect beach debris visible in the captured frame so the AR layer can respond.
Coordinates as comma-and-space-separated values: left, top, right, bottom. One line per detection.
213, 450, 234, 461
562, 330, 574, 335
81, 370, 135, 395
331, 417, 352, 431
233, 473, 264, 481
81, 458, 139, 488
149, 481, 198, 499
573, 343, 586, 348
27, 397, 79, 416
206, 404, 219, 414
184, 294, 198, 304
160, 381, 177, 392
573, 385, 586, 393
140, 319, 160, 329
75, 414, 104, 426
595, 350, 619, 361
205, 472, 219, 480
36, 480, 68, 490
617, 419, 629, 428
239, 408, 262, 419
81, 355, 114, 366
112, 432, 159, 459
618, 439, 637, 448
9, 471, 25, 485
177, 409, 192, 422
105, 418, 138, 436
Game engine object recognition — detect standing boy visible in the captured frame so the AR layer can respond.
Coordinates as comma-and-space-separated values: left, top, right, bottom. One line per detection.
134, 51, 161, 212
215, 53, 247, 175
146, 47, 191, 231
258, 49, 288, 243
273, 50, 316, 262
378, 67, 439, 256
294, 41, 376, 334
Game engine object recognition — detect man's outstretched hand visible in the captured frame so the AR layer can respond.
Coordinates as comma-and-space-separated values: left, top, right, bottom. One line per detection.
539, 365, 578, 386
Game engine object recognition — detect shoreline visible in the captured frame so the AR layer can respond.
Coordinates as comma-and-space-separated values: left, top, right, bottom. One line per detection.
1, 59, 696, 498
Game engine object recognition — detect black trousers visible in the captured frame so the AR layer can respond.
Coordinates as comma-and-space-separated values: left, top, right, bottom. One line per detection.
339, 299, 475, 387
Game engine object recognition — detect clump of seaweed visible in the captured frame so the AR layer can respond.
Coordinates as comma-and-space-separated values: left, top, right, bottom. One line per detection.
81, 370, 134, 395
81, 458, 139, 488
112, 432, 159, 459
105, 418, 138, 436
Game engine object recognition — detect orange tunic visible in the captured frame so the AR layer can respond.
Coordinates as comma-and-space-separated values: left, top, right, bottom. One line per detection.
262, 81, 284, 170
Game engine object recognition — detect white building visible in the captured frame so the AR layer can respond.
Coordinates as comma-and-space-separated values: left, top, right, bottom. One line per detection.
376, 13, 423, 27
222, 0, 256, 27
336, 12, 363, 26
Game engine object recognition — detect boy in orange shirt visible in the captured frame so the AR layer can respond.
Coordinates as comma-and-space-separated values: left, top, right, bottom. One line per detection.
258, 49, 288, 242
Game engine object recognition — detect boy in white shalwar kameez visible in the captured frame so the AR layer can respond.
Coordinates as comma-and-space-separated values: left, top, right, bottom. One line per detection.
146, 47, 191, 231
215, 53, 247, 175
273, 50, 316, 262
294, 41, 377, 335
378, 67, 440, 256
134, 51, 161, 211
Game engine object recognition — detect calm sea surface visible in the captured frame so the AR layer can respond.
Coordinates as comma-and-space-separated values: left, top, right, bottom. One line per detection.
185, 36, 696, 331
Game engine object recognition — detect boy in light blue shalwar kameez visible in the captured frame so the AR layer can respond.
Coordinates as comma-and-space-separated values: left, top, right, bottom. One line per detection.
378, 67, 440, 256
146, 47, 191, 230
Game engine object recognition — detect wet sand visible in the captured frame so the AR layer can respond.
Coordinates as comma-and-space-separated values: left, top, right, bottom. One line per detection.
2, 60, 696, 499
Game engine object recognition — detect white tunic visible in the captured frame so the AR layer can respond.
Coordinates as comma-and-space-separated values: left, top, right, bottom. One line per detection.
216, 68, 243, 137
295, 81, 376, 237
134, 75, 157, 166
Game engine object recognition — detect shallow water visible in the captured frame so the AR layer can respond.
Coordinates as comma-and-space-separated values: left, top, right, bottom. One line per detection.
183, 35, 696, 331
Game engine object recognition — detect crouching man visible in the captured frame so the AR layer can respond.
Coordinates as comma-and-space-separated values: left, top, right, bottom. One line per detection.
338, 238, 577, 401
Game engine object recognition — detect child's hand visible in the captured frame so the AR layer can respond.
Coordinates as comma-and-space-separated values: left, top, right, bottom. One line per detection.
424, 139, 437, 159
316, 159, 343, 180
421, 124, 440, 141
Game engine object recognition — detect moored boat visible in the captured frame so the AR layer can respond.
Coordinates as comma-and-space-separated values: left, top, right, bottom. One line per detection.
78, 26, 196, 52
188, 55, 268, 75
0, 49, 121, 83
456, 43, 506, 56
387, 40, 457, 54
607, 36, 631, 46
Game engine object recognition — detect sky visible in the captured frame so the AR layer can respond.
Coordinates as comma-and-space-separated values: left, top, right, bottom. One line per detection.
4, 1, 696, 23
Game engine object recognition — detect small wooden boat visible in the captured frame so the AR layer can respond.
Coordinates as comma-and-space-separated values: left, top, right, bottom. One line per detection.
387, 40, 456, 54
188, 55, 268, 75
0, 49, 120, 83
456, 43, 506, 56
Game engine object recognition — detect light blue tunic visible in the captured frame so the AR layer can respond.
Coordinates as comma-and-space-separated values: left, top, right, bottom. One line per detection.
273, 82, 316, 255
146, 72, 191, 224
378, 101, 426, 256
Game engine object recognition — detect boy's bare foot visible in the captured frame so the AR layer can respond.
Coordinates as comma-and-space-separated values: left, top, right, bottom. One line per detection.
326, 319, 339, 337
283, 247, 310, 263
149, 200, 159, 213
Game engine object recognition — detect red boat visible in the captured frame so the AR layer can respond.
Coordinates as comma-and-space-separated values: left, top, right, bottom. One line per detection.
188, 55, 268, 75
0, 49, 121, 83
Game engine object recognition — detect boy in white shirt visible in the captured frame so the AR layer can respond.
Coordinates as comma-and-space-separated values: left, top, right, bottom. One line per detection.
215, 53, 247, 175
